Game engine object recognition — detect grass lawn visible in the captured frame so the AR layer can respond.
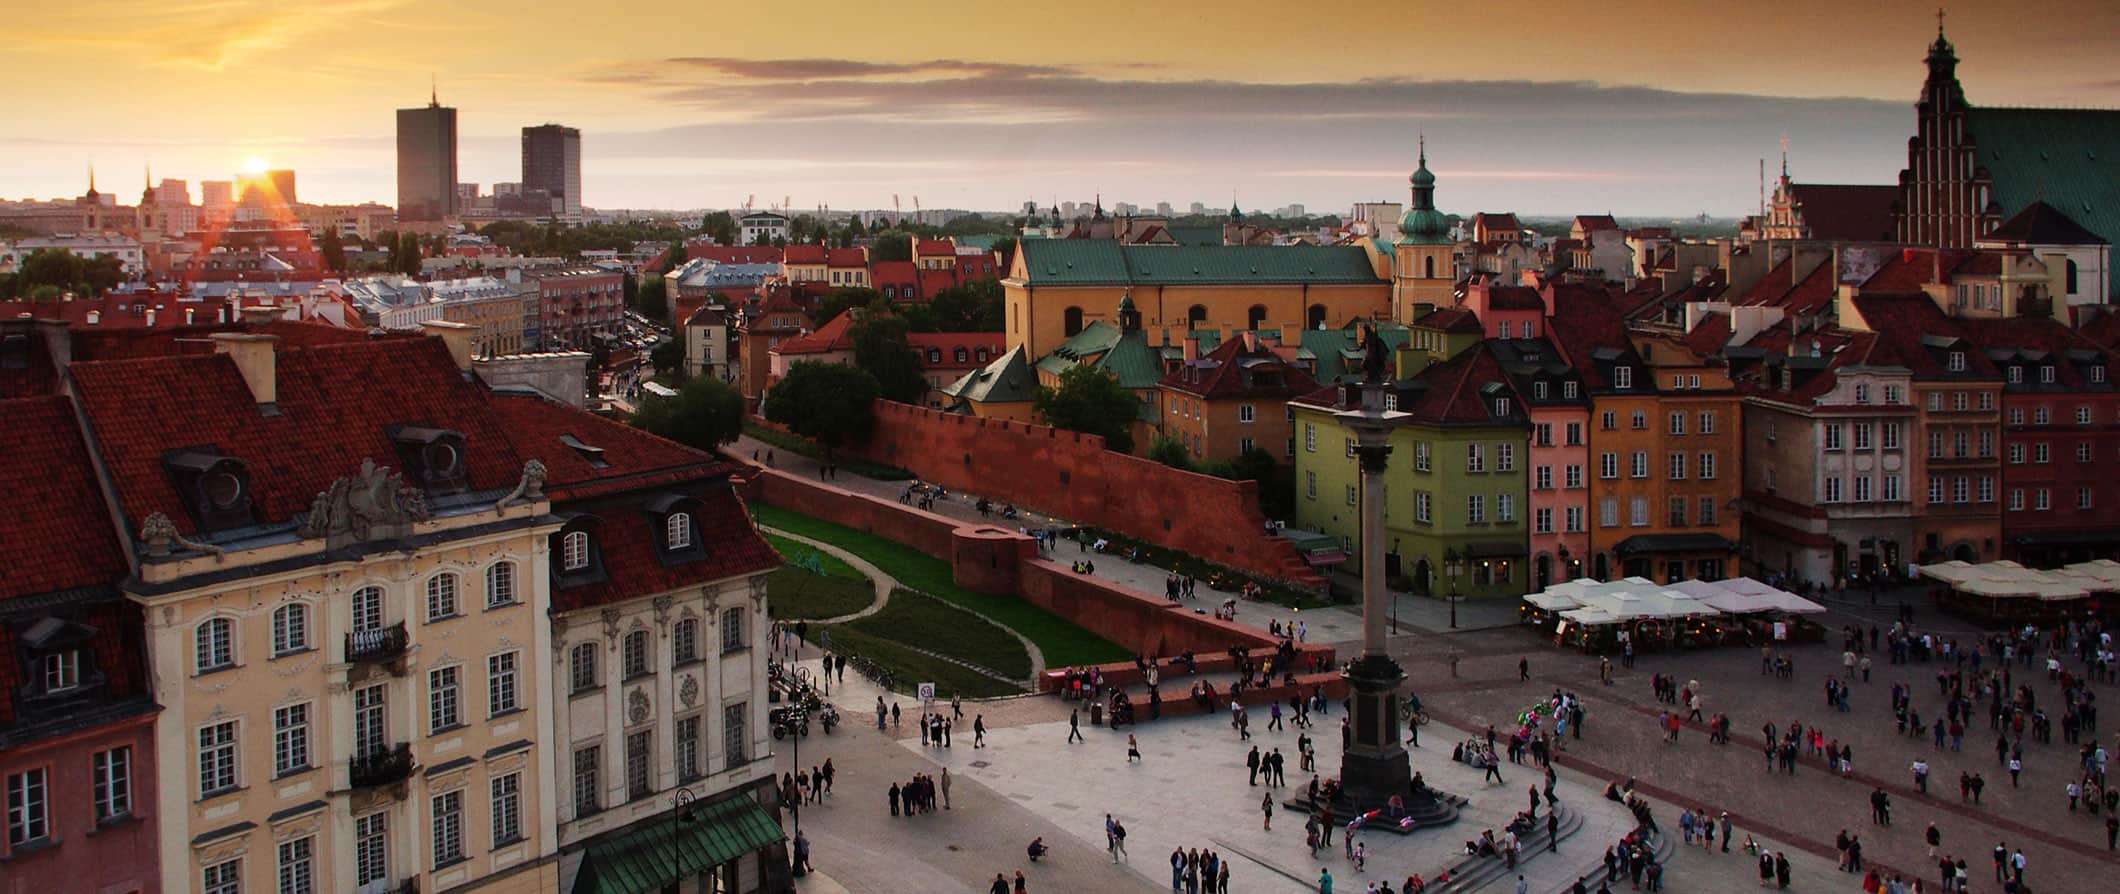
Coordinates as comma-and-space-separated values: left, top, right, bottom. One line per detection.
764, 567, 876, 621
753, 504, 1132, 667
764, 533, 864, 579
822, 625, 1023, 699
741, 423, 915, 480
845, 588, 1031, 679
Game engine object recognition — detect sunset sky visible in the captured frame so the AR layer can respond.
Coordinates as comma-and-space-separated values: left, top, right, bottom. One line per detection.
5, 0, 2116, 216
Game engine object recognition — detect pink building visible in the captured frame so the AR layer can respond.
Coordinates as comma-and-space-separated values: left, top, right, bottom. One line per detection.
1490, 338, 1593, 588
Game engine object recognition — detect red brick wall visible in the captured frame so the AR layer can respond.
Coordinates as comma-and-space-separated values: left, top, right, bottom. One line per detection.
1018, 560, 1284, 658
841, 402, 1323, 587
739, 468, 958, 557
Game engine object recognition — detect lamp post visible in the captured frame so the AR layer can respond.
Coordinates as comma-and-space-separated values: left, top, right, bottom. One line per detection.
670, 786, 698, 888
1444, 547, 1463, 629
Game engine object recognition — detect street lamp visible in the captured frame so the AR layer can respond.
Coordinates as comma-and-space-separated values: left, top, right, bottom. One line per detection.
670, 786, 698, 888
1443, 547, 1464, 629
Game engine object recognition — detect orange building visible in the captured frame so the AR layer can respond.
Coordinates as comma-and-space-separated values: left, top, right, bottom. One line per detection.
735, 286, 809, 407
1153, 331, 1319, 465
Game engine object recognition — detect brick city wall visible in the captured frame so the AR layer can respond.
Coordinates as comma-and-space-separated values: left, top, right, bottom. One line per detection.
1020, 560, 1284, 658
837, 401, 1323, 587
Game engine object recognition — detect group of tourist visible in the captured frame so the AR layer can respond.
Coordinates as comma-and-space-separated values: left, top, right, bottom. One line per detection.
887, 769, 949, 815
1168, 846, 1231, 893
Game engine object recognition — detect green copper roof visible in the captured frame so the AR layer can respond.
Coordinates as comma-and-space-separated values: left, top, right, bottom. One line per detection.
1166, 226, 1225, 247
943, 344, 1037, 404
1298, 324, 1410, 382
1015, 240, 1383, 286
570, 796, 782, 894
1035, 321, 1166, 389
1967, 107, 2120, 294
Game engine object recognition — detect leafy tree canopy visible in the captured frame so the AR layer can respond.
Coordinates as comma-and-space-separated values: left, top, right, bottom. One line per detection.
1147, 436, 1192, 470
1033, 364, 1139, 453
700, 211, 737, 246
849, 304, 929, 405
630, 374, 743, 450
764, 362, 880, 452
902, 279, 1003, 333
869, 231, 913, 263
811, 287, 880, 327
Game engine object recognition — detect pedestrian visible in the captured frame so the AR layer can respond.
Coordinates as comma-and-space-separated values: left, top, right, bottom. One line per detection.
990, 873, 1010, 894
1262, 792, 1275, 830
1926, 823, 1940, 857
975, 714, 987, 748
941, 767, 953, 810
1520, 658, 1530, 681
1248, 746, 1262, 786
1319, 867, 1334, 894
1015, 869, 1027, 894
889, 782, 901, 816
1069, 709, 1084, 744
892, 701, 901, 727
1128, 733, 1142, 763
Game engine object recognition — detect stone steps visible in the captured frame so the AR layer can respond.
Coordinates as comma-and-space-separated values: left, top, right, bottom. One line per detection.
1281, 789, 1466, 837
1542, 815, 1676, 894
1424, 802, 1587, 894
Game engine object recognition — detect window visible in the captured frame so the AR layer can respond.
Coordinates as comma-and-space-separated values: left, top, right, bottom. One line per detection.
2036, 443, 2051, 464
2077, 441, 2095, 464
1629, 497, 1649, 527
1929, 431, 1945, 458
1345, 438, 1356, 459
1954, 477, 1971, 504
675, 716, 702, 782
432, 789, 466, 867
486, 562, 516, 608
355, 812, 388, 886
1954, 431, 1969, 457
2080, 487, 2094, 510
570, 643, 599, 693
1699, 411, 1716, 434
1414, 442, 1430, 472
1466, 495, 1485, 524
1535, 466, 1552, 489
623, 630, 650, 679
1305, 471, 1317, 499
278, 836, 314, 894
1698, 451, 1717, 480
1496, 494, 1515, 523
1853, 423, 1873, 450
1565, 506, 1585, 533
352, 586, 382, 633
1599, 498, 1619, 528
721, 607, 747, 654
665, 511, 695, 550
2042, 366, 2057, 384
1534, 381, 1549, 400
1238, 404, 1255, 423
1303, 424, 1316, 452
1600, 453, 1618, 480
42, 650, 79, 693
1668, 452, 1687, 480
1884, 385, 1903, 403
1854, 476, 1873, 502
204, 860, 242, 894
2010, 489, 2026, 511
488, 652, 519, 716
1824, 476, 1844, 503
1854, 383, 1871, 404
1667, 496, 1687, 527
673, 619, 699, 664
1928, 392, 1944, 412
2094, 366, 2108, 385
354, 685, 386, 758
1600, 411, 1616, 430
1631, 451, 1648, 479
1929, 478, 1945, 505
573, 746, 602, 815
1535, 507, 1553, 534
1565, 382, 1579, 400
1496, 443, 1515, 472
1344, 484, 1357, 506
1823, 424, 1844, 451
1466, 443, 1485, 473
2009, 444, 2026, 464
562, 530, 591, 571
491, 773, 523, 846
1566, 422, 1583, 445
1958, 392, 1972, 412
1631, 410, 1647, 430
1668, 412, 1686, 435
1494, 398, 1512, 417
274, 704, 311, 777
273, 603, 309, 655
429, 666, 461, 733
426, 573, 459, 622
2036, 406, 2051, 425
2079, 406, 2094, 426
626, 730, 653, 800
1239, 437, 1254, 454
199, 721, 239, 797
1414, 491, 1432, 523
1614, 366, 1633, 389
1565, 465, 1584, 489
1882, 422, 1902, 450
92, 747, 131, 821
7, 768, 47, 846
723, 702, 750, 769
2007, 366, 2024, 384
2009, 407, 2025, 426
196, 617, 234, 673
2034, 488, 2051, 511
1698, 497, 1717, 527
1948, 352, 1966, 372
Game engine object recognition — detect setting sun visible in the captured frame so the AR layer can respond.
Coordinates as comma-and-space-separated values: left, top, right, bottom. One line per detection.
240, 156, 269, 176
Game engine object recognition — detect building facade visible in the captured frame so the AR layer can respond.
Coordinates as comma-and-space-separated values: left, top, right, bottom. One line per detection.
521, 125, 583, 221
397, 98, 459, 223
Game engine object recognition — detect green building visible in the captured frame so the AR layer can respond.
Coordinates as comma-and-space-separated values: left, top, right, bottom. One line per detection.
1291, 318, 1531, 599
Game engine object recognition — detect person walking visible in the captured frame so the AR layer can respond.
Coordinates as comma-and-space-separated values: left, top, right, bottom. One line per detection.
990, 873, 1010, 894
1520, 658, 1530, 681
941, 767, 953, 810
1262, 791, 1275, 830
1127, 734, 1142, 763
1069, 710, 1084, 744
1318, 867, 1334, 894
1925, 823, 1940, 857
1720, 812, 1732, 853
975, 714, 987, 748
1248, 746, 1262, 786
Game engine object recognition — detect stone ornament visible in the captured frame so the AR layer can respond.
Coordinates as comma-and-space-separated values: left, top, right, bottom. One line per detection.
140, 512, 225, 558
494, 459, 548, 511
298, 459, 430, 544
678, 674, 699, 708
628, 688, 651, 725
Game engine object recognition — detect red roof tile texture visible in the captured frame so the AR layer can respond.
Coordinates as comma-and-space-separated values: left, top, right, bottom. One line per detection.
0, 396, 130, 600
547, 479, 780, 613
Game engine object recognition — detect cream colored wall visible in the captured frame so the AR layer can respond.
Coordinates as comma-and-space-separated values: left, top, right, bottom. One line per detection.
141, 507, 561, 894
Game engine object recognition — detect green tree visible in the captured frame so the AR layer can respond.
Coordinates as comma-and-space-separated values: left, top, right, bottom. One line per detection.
989, 236, 1018, 273
701, 211, 737, 246
634, 275, 670, 322
630, 375, 743, 450
1033, 364, 1139, 453
320, 228, 347, 274
850, 305, 929, 404
838, 216, 866, 248
396, 232, 423, 275
648, 330, 688, 379
910, 279, 1003, 332
870, 231, 913, 262
1147, 436, 1193, 470
811, 287, 880, 327
764, 362, 880, 454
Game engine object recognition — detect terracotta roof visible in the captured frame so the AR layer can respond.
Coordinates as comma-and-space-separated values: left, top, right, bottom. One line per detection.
825, 248, 867, 267
1737, 258, 1838, 315
1983, 200, 2107, 247
1544, 283, 1637, 391
1783, 184, 1898, 242
1951, 316, 2112, 388
914, 240, 955, 257
870, 261, 919, 295
0, 599, 148, 729
686, 245, 784, 265
916, 268, 959, 299
1157, 334, 1318, 399
782, 244, 828, 265
908, 333, 1005, 372
1682, 311, 1731, 356
1846, 292, 1999, 379
1486, 286, 1545, 311
1413, 306, 1483, 335
1573, 214, 1619, 232
771, 312, 857, 355
486, 392, 731, 503
546, 477, 780, 613
68, 337, 527, 535
2077, 309, 2120, 350
0, 397, 129, 600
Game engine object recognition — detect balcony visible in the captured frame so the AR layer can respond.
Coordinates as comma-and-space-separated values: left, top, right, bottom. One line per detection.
348, 743, 415, 790
346, 622, 408, 664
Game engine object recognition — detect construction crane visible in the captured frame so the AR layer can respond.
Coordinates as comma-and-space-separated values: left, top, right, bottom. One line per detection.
893, 194, 901, 226
743, 194, 755, 213
913, 195, 922, 226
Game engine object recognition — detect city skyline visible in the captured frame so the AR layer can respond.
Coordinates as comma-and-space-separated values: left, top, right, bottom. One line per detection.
3, 1, 2116, 216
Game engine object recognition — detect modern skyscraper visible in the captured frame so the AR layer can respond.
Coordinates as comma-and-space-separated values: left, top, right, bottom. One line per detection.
200, 180, 234, 208
397, 92, 458, 222
520, 124, 582, 219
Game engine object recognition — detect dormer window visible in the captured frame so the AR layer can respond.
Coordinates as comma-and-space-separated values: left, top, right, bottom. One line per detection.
2008, 366, 2023, 384
927, 349, 942, 364
390, 425, 469, 494
162, 448, 254, 531
2093, 366, 2109, 384
976, 348, 989, 362
644, 494, 709, 565
1494, 398, 1511, 417
2041, 365, 2056, 384
667, 512, 693, 549
1613, 366, 1633, 390
559, 434, 609, 469
1533, 381, 1548, 400
42, 651, 80, 693
1948, 352, 1966, 372
562, 531, 591, 571
954, 348, 968, 363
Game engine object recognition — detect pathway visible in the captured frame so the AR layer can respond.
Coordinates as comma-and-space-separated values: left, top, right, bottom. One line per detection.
767, 525, 1048, 686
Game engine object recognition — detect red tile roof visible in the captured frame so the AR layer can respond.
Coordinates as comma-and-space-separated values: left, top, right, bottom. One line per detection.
68, 337, 527, 535
1573, 214, 1620, 233
546, 477, 780, 613
826, 248, 868, 267
0, 397, 130, 600
1736, 258, 1838, 315
914, 240, 955, 257
1545, 283, 1635, 390
1952, 315, 2112, 387
1486, 286, 1545, 311
1158, 333, 1319, 399
2077, 308, 2120, 349
908, 333, 1006, 372
687, 245, 783, 265
870, 261, 918, 295
771, 311, 857, 355
1414, 306, 1483, 335
485, 392, 732, 502
782, 244, 828, 265
1682, 311, 1731, 356
1847, 292, 2000, 379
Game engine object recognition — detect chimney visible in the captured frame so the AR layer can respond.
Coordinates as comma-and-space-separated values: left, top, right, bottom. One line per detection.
185, 307, 195, 325
1241, 330, 1258, 353
1183, 335, 1201, 362
239, 305, 280, 326
86, 310, 100, 325
144, 308, 155, 327
211, 333, 280, 412
423, 319, 478, 372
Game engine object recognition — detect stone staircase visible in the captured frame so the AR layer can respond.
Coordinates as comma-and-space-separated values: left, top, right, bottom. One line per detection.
1541, 819, 1675, 894
1423, 802, 1587, 894
1282, 787, 1465, 837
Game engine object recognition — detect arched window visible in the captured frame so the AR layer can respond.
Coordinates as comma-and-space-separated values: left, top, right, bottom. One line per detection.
1063, 306, 1084, 336
195, 617, 234, 673
975, 348, 989, 362
666, 512, 693, 550
673, 618, 700, 663
622, 630, 651, 678
1424, 256, 1436, 279
1187, 305, 1208, 328
272, 603, 309, 655
351, 586, 383, 633
1307, 304, 1327, 331
720, 606, 747, 654
562, 531, 591, 571
426, 572, 459, 621
486, 562, 517, 608
2066, 259, 2080, 295
569, 642, 599, 692
1247, 304, 1268, 330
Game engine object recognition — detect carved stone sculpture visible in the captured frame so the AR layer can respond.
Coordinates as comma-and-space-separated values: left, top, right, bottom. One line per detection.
139, 512, 225, 558
494, 459, 549, 511
298, 459, 431, 544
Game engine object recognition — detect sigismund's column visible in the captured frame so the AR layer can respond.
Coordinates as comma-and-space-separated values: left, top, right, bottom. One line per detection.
1332, 377, 1412, 806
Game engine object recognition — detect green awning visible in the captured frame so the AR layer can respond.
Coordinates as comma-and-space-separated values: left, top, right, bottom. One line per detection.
572, 796, 784, 894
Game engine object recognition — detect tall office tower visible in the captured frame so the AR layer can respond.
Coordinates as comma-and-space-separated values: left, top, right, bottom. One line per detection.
397, 92, 459, 221
520, 124, 582, 218
200, 180, 234, 208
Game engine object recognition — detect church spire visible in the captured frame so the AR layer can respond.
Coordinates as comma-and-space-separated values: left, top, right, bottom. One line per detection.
86, 163, 98, 198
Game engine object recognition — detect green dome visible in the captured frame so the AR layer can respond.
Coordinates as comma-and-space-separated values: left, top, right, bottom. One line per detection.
1396, 207, 1451, 242
1410, 165, 1435, 188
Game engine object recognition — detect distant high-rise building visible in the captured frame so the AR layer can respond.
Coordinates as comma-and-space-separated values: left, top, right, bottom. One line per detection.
200, 180, 234, 208
155, 178, 191, 207
397, 94, 459, 221
1156, 202, 1173, 216
521, 124, 582, 218
456, 183, 480, 207
240, 169, 297, 205
1285, 203, 1305, 217
1189, 202, 1206, 215
493, 182, 521, 198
